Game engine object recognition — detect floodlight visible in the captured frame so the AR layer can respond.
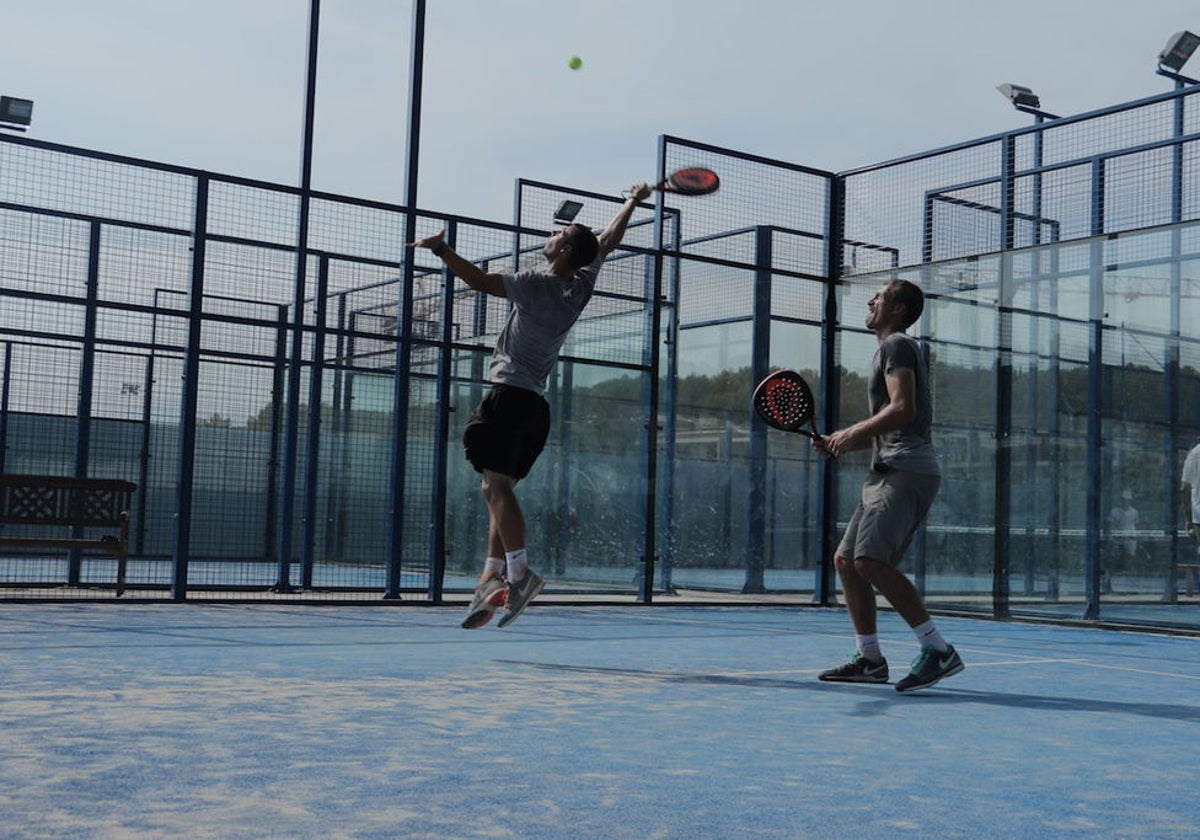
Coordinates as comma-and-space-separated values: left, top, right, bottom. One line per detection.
996, 83, 1059, 121
553, 199, 583, 225
0, 96, 33, 131
1158, 30, 1200, 72
997, 83, 1040, 109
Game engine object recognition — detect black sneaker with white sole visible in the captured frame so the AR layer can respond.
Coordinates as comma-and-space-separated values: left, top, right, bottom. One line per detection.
818, 652, 890, 683
894, 644, 964, 693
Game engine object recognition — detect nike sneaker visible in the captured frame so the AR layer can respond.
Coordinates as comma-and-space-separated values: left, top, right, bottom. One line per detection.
817, 652, 890, 683
496, 570, 545, 628
895, 644, 964, 692
461, 578, 506, 630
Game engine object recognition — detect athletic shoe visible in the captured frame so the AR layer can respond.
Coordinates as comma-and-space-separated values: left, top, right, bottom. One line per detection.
461, 578, 506, 630
496, 571, 545, 628
894, 644, 964, 693
817, 652, 890, 683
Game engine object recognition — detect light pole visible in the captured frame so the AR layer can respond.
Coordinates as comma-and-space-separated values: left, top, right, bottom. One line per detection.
995, 82, 1060, 605
1157, 29, 1197, 599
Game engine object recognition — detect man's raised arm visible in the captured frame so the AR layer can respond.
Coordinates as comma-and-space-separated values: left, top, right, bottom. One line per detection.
598, 183, 653, 257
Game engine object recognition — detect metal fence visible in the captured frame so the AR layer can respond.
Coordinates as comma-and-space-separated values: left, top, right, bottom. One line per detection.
2, 85, 1200, 629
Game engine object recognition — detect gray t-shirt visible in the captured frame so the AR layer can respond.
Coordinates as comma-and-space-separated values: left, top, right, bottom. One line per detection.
868, 332, 940, 476
1184, 444, 1200, 521
488, 253, 603, 395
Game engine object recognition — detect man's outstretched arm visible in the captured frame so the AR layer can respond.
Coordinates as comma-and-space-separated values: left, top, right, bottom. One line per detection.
407, 230, 507, 297
597, 183, 653, 257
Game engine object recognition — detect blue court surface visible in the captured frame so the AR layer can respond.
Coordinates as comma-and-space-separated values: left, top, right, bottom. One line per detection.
1, 603, 1197, 839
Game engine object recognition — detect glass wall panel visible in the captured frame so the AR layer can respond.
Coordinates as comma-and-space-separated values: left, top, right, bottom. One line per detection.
848, 220, 1200, 628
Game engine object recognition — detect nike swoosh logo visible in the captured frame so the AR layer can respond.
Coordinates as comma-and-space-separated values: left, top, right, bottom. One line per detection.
938, 655, 958, 669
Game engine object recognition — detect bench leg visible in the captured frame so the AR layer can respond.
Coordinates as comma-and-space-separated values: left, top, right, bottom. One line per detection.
117, 515, 130, 597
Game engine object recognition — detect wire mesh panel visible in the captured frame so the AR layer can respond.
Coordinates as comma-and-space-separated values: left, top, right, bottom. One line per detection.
3, 86, 1200, 628
662, 138, 831, 273
846, 87, 1200, 271
0, 140, 194, 231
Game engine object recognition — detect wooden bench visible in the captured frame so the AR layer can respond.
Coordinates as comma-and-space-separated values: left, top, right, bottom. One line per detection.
0, 474, 137, 596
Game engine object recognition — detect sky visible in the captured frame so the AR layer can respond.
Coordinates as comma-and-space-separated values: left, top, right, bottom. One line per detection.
4, 0, 1200, 223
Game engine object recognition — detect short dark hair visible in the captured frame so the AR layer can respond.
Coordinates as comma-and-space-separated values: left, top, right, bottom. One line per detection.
564, 224, 599, 269
888, 279, 924, 328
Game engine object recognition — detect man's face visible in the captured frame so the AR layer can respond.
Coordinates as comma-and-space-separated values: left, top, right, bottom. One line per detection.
543, 226, 574, 262
865, 284, 896, 330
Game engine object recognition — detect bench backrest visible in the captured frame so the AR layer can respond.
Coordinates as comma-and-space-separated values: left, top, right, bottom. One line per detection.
0, 475, 137, 528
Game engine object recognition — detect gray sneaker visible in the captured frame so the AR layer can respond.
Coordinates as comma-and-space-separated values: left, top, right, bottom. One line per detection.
895, 644, 964, 693
461, 578, 506, 630
818, 652, 889, 683
496, 571, 545, 628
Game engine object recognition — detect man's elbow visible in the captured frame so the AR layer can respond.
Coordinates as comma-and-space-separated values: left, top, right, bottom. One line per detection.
892, 402, 916, 426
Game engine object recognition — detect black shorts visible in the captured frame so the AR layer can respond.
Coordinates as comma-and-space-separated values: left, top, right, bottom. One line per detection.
462, 384, 551, 480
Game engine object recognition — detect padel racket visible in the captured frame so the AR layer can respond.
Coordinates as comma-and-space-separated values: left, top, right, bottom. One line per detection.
625, 168, 720, 198
752, 369, 821, 440
659, 167, 720, 195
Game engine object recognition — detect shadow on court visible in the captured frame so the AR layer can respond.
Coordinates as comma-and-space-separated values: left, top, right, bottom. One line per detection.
512, 659, 1200, 723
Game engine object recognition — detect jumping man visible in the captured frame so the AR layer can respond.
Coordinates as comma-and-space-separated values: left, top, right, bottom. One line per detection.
408, 182, 653, 628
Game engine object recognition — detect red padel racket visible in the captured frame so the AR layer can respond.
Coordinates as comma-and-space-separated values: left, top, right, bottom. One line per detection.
752, 369, 821, 440
626, 168, 720, 198
659, 167, 720, 195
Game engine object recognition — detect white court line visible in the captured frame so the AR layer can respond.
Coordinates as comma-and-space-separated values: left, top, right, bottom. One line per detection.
949, 656, 1200, 681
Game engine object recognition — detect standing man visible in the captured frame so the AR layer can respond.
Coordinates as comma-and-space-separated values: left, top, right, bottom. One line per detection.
1183, 437, 1200, 549
814, 279, 964, 692
408, 182, 653, 628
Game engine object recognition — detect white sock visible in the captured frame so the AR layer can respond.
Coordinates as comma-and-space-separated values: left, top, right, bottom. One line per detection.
912, 620, 949, 652
504, 548, 528, 582
482, 557, 505, 581
856, 633, 883, 662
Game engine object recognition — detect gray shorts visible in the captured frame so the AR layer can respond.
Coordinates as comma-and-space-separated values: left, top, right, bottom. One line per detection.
836, 466, 941, 567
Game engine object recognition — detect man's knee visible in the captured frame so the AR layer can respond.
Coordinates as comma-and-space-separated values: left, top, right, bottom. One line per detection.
480, 471, 514, 504
850, 556, 885, 581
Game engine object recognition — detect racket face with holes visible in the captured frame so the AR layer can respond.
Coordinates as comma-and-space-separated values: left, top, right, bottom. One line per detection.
752, 369, 818, 438
662, 167, 720, 196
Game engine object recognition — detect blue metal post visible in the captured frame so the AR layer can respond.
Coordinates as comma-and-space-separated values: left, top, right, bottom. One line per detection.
659, 209, 682, 595
68, 220, 102, 586
172, 177, 209, 601
135, 291, 161, 555
1083, 158, 1106, 619
274, 0, 322, 592
266, 306, 286, 562
0, 341, 10, 475
1164, 85, 1185, 600
745, 225, 772, 594
638, 137, 667, 603
385, 0, 427, 599
992, 135, 1016, 618
1022, 117, 1047, 596
427, 220, 457, 602
301, 256, 330, 588
1046, 224, 1063, 601
816, 175, 844, 605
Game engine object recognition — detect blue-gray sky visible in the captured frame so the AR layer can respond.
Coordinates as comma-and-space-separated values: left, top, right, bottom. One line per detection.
5, 1, 1199, 221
